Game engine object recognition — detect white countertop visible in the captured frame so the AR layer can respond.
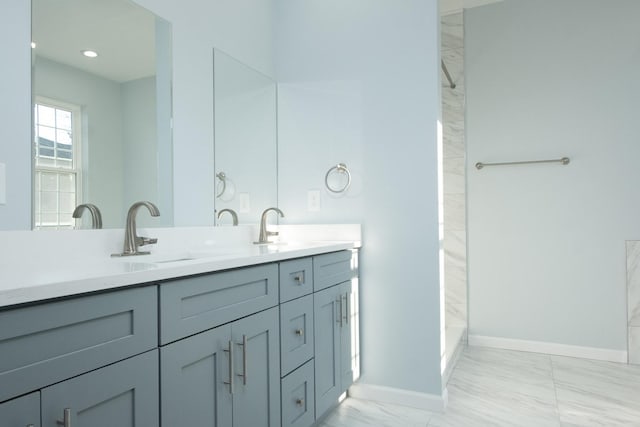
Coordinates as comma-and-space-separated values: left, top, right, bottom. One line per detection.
0, 225, 361, 309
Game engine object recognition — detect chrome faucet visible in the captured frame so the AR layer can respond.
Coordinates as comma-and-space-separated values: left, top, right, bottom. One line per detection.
254, 207, 284, 244
112, 201, 160, 257
72, 203, 103, 229
217, 208, 238, 226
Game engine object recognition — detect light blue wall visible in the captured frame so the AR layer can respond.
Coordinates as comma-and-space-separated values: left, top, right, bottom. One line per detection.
275, 0, 443, 395
466, 0, 640, 351
0, 0, 31, 230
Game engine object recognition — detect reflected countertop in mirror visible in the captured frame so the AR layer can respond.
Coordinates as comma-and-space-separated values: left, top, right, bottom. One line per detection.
31, 0, 173, 230
213, 49, 278, 226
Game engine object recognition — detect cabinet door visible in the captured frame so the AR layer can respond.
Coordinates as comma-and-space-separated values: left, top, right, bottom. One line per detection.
161, 325, 233, 427
339, 281, 354, 392
313, 285, 342, 416
0, 391, 40, 427
41, 350, 159, 427
231, 307, 280, 427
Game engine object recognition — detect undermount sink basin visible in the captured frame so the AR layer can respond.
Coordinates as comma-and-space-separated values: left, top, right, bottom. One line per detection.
116, 246, 250, 265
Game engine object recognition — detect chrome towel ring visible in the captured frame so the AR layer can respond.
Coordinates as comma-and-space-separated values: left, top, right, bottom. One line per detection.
216, 172, 227, 198
325, 163, 351, 193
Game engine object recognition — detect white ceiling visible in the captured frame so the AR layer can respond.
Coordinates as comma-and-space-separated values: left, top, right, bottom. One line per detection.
32, 0, 156, 83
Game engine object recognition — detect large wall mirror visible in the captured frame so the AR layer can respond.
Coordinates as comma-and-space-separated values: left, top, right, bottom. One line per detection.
31, 0, 173, 229
213, 49, 277, 225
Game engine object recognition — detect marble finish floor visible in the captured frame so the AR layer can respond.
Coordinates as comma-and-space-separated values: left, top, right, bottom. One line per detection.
318, 346, 640, 426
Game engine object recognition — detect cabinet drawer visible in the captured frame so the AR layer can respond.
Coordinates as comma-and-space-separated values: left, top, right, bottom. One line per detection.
313, 251, 355, 292
281, 359, 315, 427
0, 286, 157, 403
279, 257, 313, 303
280, 294, 314, 376
160, 264, 278, 344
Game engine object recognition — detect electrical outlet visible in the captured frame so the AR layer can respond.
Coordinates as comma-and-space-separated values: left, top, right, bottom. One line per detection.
307, 190, 320, 212
239, 193, 250, 213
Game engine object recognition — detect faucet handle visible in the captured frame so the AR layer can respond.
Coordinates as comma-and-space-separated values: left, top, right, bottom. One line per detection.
267, 230, 279, 237
137, 236, 158, 246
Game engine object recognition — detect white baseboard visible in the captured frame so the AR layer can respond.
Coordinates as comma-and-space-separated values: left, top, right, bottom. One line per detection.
468, 334, 628, 363
348, 383, 448, 413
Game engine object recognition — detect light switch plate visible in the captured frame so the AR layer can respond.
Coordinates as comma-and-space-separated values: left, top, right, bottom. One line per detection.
307, 190, 320, 212
0, 163, 5, 205
239, 192, 250, 213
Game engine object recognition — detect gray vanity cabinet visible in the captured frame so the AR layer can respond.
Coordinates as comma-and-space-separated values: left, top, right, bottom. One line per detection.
313, 280, 353, 417
161, 307, 280, 427
41, 350, 159, 427
0, 248, 358, 427
0, 391, 40, 427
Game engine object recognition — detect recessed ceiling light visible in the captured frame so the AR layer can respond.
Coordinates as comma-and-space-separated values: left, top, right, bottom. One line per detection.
81, 50, 98, 58
31, 42, 36, 49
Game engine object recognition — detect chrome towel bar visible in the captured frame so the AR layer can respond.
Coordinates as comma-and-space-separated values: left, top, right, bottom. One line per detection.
475, 157, 570, 170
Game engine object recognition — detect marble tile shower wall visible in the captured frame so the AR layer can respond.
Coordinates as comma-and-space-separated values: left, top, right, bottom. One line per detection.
442, 13, 467, 331
626, 241, 640, 364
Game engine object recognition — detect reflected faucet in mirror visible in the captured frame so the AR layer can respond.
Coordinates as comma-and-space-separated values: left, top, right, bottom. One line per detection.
217, 208, 238, 226
72, 204, 103, 229
112, 201, 160, 257
255, 207, 284, 244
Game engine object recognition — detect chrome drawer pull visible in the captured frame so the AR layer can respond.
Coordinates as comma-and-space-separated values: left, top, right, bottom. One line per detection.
293, 273, 304, 284
56, 408, 71, 427
223, 340, 234, 394
344, 292, 350, 325
237, 335, 248, 385
295, 328, 304, 336
295, 398, 305, 407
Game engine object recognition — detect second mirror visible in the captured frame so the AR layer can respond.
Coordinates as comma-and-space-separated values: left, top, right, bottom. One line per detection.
213, 49, 277, 226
